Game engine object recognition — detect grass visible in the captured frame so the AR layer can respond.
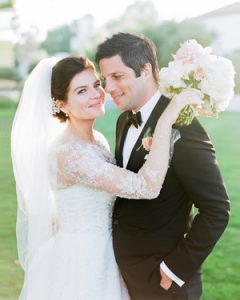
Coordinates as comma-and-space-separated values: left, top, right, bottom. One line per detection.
0, 108, 23, 299
0, 41, 15, 68
197, 114, 240, 300
0, 106, 239, 300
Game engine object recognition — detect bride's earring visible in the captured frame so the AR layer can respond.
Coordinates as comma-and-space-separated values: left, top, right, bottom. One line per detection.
65, 112, 69, 117
52, 98, 61, 115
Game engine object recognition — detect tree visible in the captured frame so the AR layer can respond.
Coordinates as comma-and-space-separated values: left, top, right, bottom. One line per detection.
41, 25, 74, 55
142, 19, 216, 68
0, 0, 13, 9
14, 26, 40, 77
84, 0, 160, 64
227, 51, 240, 94
105, 0, 159, 34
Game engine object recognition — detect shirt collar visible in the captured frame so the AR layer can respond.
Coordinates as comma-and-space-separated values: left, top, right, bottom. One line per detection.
138, 90, 161, 123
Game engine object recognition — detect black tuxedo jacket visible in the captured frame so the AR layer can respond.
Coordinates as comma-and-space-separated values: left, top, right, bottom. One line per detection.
112, 95, 230, 295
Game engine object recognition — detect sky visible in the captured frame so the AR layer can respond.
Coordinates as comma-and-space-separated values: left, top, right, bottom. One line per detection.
13, 0, 238, 34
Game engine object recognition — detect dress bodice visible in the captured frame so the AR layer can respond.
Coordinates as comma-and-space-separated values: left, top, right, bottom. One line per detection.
56, 185, 115, 234
49, 130, 116, 234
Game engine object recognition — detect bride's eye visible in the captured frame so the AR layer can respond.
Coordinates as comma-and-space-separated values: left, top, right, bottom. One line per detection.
77, 89, 86, 94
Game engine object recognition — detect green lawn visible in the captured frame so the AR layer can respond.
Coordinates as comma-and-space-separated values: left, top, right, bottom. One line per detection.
0, 41, 15, 68
0, 106, 239, 300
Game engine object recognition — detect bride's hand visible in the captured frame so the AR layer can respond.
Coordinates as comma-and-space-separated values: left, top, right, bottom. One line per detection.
162, 88, 203, 125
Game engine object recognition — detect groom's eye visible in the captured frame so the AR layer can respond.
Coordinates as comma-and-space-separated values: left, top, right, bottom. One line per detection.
113, 74, 124, 81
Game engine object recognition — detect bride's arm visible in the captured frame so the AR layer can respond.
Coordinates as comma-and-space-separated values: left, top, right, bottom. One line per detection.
58, 90, 202, 199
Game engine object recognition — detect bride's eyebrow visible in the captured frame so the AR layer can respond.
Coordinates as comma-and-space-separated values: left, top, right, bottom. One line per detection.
73, 80, 100, 92
73, 85, 88, 92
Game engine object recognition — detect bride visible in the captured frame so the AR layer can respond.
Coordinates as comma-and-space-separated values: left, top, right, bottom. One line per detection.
11, 56, 202, 300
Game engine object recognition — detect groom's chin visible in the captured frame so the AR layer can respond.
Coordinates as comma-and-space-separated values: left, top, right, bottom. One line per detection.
114, 103, 127, 111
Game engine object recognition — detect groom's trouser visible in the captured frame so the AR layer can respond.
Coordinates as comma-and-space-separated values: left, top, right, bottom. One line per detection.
128, 269, 202, 300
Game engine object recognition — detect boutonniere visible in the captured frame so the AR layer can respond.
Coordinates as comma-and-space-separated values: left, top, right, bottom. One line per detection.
137, 127, 181, 162
137, 127, 153, 152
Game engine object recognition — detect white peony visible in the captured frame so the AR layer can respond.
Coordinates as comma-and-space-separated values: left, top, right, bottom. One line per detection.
159, 61, 192, 96
198, 55, 235, 110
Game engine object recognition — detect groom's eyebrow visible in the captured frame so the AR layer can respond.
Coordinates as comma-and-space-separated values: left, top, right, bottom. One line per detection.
101, 72, 123, 79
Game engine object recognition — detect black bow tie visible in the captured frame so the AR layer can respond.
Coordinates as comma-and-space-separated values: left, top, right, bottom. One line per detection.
127, 111, 142, 128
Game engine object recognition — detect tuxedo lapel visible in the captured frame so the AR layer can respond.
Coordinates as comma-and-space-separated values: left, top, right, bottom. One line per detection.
126, 95, 170, 171
115, 112, 130, 167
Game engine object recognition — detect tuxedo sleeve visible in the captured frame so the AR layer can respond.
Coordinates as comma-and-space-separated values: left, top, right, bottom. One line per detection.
163, 119, 230, 283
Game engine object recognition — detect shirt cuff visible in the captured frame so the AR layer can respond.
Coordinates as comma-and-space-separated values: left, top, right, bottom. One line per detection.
160, 261, 185, 287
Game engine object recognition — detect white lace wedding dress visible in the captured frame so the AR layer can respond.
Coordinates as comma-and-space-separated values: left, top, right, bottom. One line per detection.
19, 126, 170, 300
19, 130, 131, 300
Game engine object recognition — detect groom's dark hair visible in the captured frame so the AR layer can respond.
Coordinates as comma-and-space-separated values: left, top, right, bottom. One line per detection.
95, 32, 160, 85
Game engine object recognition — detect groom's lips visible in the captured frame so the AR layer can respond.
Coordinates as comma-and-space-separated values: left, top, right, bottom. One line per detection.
112, 93, 124, 103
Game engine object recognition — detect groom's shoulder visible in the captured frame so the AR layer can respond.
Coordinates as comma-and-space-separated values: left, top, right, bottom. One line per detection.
174, 118, 212, 149
159, 94, 213, 146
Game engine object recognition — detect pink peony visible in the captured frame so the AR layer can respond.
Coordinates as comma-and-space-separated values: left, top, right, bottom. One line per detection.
194, 67, 205, 80
174, 39, 210, 65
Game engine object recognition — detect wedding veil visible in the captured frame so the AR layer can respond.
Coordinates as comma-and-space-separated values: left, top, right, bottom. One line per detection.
11, 57, 64, 270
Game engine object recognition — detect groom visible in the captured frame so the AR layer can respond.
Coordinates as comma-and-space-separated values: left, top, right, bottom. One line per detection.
95, 33, 230, 300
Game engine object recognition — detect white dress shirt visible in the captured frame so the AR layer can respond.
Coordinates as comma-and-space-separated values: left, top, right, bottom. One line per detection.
122, 90, 185, 287
122, 90, 160, 168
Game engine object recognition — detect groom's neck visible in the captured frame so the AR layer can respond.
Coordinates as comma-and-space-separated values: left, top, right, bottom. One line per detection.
133, 86, 159, 112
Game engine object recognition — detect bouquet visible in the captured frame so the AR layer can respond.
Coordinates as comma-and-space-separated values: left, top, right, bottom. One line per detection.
159, 39, 235, 125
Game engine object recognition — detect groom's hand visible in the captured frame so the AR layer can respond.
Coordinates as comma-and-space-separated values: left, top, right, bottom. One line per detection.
160, 267, 173, 290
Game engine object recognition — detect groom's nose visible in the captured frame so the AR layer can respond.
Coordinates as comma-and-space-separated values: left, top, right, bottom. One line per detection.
104, 78, 115, 94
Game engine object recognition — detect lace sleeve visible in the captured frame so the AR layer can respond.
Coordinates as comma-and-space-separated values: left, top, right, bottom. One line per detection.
57, 118, 173, 200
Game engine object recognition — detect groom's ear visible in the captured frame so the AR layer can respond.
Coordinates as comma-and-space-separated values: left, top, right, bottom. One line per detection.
142, 63, 152, 80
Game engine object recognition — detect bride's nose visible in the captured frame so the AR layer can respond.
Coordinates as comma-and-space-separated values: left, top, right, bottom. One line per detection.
91, 87, 105, 99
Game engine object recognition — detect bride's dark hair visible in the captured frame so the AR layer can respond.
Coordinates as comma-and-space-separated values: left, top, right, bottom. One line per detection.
51, 56, 95, 122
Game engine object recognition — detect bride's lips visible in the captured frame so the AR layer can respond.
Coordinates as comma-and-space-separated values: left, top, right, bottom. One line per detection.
88, 102, 103, 108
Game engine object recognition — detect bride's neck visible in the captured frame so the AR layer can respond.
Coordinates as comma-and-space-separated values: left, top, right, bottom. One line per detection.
67, 118, 95, 144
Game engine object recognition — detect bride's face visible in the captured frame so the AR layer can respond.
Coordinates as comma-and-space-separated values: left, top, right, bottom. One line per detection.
63, 68, 105, 120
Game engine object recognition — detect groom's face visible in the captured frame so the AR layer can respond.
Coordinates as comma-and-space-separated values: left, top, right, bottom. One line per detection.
99, 55, 146, 111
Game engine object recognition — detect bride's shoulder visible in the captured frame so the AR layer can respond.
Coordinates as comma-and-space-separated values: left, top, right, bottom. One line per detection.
49, 132, 85, 157
94, 130, 110, 151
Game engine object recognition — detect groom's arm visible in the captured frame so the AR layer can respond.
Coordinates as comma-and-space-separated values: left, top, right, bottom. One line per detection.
162, 118, 230, 284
